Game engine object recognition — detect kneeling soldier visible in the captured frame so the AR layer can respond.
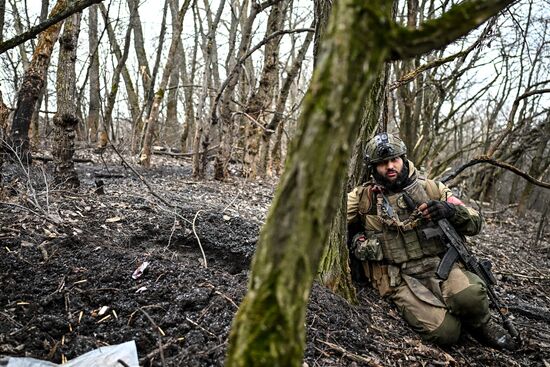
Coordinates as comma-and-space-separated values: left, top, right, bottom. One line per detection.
347, 132, 516, 350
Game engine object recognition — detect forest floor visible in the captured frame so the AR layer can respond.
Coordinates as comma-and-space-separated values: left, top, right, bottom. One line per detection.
0, 149, 549, 366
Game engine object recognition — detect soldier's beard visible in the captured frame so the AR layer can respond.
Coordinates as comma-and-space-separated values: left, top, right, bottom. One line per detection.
373, 159, 410, 192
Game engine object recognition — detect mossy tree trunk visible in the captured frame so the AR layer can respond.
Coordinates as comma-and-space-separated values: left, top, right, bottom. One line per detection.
225, 0, 516, 365
316, 0, 392, 302
314, 0, 357, 302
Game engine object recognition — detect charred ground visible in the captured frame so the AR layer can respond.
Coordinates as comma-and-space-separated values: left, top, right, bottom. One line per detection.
0, 152, 549, 366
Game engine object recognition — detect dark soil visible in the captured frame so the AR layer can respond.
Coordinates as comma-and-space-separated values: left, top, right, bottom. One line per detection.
1, 152, 549, 366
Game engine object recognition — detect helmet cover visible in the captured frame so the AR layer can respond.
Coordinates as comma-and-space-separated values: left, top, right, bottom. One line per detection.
365, 133, 407, 164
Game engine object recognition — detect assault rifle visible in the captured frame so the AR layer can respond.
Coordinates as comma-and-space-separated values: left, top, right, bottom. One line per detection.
402, 193, 521, 341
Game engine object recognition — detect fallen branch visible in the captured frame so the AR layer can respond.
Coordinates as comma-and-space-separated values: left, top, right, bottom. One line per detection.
507, 304, 550, 322
318, 339, 383, 367
94, 172, 125, 178
483, 203, 519, 215
33, 155, 94, 163
152, 145, 219, 158
441, 155, 550, 189
185, 316, 217, 338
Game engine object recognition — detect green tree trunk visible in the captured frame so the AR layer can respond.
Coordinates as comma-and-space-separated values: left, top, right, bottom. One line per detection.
226, 0, 515, 365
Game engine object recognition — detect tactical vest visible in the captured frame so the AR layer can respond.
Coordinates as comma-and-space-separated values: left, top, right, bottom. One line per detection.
357, 177, 446, 264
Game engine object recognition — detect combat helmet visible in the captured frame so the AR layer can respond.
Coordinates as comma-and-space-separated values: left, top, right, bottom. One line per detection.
365, 132, 407, 165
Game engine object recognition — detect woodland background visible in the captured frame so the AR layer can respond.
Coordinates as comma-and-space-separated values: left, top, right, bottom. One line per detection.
0, 0, 547, 212
0, 0, 549, 365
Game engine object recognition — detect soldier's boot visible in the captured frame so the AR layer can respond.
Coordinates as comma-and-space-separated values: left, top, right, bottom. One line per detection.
470, 319, 518, 351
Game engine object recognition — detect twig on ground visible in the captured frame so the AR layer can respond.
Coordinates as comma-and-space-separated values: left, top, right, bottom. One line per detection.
0, 201, 61, 225
496, 271, 550, 280
185, 316, 217, 338
483, 204, 519, 215
166, 215, 178, 249
192, 210, 208, 268
201, 283, 239, 309
318, 339, 383, 366
222, 187, 241, 214
140, 338, 179, 363
138, 307, 166, 367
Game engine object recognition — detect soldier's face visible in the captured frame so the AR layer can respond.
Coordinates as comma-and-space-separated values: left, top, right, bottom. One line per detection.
375, 157, 404, 182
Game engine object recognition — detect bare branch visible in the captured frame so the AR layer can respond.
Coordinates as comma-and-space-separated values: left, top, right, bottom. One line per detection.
387, 0, 517, 61
487, 88, 550, 156
442, 155, 550, 189
0, 0, 104, 54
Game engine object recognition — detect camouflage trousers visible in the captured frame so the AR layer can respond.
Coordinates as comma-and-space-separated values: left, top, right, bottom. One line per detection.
389, 261, 490, 345
363, 256, 490, 344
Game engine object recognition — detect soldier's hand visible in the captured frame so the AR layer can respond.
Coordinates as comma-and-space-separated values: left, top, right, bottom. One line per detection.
352, 233, 366, 249
418, 200, 456, 221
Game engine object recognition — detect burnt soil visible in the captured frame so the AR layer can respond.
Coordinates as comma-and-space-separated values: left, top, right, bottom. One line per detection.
0, 152, 549, 366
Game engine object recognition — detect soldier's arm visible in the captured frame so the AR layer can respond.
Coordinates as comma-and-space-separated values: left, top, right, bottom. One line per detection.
347, 187, 366, 246
347, 187, 361, 224
436, 182, 482, 236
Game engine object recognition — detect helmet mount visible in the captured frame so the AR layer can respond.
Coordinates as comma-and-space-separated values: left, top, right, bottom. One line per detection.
365, 132, 407, 165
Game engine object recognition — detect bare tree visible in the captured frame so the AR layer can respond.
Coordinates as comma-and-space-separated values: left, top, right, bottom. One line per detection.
164, 0, 182, 147
191, 0, 226, 178
52, 7, 81, 188
9, 0, 69, 163
127, 0, 151, 95
178, 19, 197, 152
235, 0, 286, 180
140, 0, 192, 167
0, 0, 5, 43
87, 3, 100, 142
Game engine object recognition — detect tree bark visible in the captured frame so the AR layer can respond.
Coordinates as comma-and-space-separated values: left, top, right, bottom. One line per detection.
0, 0, 5, 43
87, 3, 100, 142
164, 0, 182, 147
52, 7, 81, 188
517, 114, 550, 215
9, 0, 68, 163
191, 0, 226, 178
127, 0, 151, 95
0, 91, 10, 169
225, 0, 515, 364
235, 0, 285, 180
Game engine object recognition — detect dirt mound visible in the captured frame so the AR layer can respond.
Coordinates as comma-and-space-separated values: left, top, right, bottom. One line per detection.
1, 156, 549, 366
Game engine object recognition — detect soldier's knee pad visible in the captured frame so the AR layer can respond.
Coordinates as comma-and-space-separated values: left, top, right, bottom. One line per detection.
447, 283, 489, 318
425, 313, 461, 345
